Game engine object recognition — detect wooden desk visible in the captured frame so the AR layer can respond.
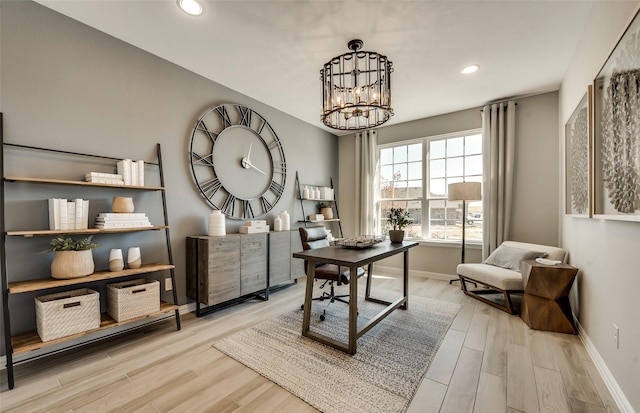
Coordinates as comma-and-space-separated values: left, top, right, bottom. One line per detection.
520, 260, 579, 334
293, 240, 418, 354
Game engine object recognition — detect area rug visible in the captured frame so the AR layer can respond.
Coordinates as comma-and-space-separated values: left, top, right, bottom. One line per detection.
213, 295, 461, 413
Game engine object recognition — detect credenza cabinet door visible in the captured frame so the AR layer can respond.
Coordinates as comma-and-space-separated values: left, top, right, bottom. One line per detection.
240, 234, 267, 295
269, 231, 291, 286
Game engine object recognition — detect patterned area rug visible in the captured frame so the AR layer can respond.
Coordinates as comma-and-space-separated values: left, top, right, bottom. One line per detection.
213, 295, 460, 413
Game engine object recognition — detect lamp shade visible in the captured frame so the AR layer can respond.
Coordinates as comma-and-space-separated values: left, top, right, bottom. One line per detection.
447, 182, 482, 201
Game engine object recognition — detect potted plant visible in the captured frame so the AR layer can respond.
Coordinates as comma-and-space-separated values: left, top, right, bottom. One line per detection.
318, 202, 334, 220
44, 235, 99, 279
387, 208, 410, 243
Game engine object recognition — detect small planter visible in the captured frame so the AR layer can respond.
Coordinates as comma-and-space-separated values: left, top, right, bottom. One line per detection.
320, 207, 334, 220
388, 230, 405, 243
51, 250, 95, 279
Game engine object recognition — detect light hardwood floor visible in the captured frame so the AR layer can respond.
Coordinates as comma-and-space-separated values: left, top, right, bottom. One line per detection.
0, 273, 620, 412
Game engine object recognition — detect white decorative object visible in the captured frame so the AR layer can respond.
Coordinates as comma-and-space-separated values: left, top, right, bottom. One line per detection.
302, 186, 310, 199
109, 248, 124, 272
279, 211, 290, 231
314, 187, 321, 199
127, 247, 142, 269
274, 215, 283, 231
208, 210, 226, 236
308, 187, 315, 199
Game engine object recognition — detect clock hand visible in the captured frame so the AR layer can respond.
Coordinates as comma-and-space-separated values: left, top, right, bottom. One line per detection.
241, 157, 250, 169
245, 159, 267, 176
246, 143, 253, 162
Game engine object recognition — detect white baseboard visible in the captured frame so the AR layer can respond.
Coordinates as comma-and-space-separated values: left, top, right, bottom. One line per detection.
575, 319, 634, 412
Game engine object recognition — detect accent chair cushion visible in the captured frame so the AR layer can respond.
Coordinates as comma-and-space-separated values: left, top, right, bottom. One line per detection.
457, 263, 524, 291
484, 244, 548, 272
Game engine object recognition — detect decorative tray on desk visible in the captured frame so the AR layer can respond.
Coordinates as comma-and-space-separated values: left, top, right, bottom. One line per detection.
334, 236, 384, 249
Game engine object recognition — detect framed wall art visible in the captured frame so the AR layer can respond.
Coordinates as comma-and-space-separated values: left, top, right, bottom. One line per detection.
593, 9, 640, 221
565, 87, 592, 217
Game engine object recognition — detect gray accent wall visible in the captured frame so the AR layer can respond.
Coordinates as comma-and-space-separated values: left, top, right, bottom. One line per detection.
0, 1, 338, 354
339, 93, 560, 275
559, 2, 640, 410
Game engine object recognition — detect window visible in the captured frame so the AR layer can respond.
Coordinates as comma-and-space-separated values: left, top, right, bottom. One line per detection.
378, 130, 483, 242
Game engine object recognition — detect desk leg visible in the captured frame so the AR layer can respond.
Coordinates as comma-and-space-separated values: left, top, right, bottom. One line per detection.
365, 263, 373, 300
348, 265, 358, 354
302, 262, 315, 334
402, 249, 409, 310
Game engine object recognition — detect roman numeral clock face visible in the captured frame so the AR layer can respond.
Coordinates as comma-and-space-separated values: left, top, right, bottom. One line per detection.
189, 104, 287, 219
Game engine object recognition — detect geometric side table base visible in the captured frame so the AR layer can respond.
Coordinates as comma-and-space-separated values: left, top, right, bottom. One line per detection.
520, 260, 579, 334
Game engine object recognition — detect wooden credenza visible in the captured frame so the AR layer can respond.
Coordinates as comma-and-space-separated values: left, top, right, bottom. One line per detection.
186, 231, 304, 315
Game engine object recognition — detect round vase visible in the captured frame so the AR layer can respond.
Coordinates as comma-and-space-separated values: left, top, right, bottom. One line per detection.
127, 247, 142, 269
109, 248, 124, 272
388, 230, 405, 243
51, 250, 95, 279
112, 196, 135, 213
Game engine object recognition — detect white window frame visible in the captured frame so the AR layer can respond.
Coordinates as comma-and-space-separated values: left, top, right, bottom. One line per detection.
377, 128, 483, 246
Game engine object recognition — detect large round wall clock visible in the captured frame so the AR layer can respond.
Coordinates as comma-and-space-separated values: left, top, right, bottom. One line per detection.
189, 104, 287, 220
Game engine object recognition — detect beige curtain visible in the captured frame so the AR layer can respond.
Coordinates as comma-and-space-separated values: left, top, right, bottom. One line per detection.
355, 130, 378, 235
482, 101, 516, 258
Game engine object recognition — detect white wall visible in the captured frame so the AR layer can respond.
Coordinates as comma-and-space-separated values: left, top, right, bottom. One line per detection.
559, 2, 640, 410
339, 93, 560, 275
0, 1, 338, 353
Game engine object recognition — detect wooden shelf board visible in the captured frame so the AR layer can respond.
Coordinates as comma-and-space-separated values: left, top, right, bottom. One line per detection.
298, 219, 341, 223
4, 176, 164, 191
7, 226, 169, 237
8, 263, 175, 294
11, 302, 178, 355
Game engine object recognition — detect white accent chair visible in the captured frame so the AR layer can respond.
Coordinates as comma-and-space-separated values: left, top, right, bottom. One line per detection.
456, 241, 568, 314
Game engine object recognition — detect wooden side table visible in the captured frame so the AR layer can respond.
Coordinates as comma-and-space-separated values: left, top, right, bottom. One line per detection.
519, 260, 579, 334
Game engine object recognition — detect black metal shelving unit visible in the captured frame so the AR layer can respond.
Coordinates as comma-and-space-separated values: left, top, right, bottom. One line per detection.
0, 113, 180, 389
294, 171, 343, 238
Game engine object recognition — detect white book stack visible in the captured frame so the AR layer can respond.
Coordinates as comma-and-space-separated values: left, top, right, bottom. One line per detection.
116, 159, 145, 186
85, 172, 124, 185
95, 213, 152, 229
239, 220, 270, 234
48, 198, 90, 230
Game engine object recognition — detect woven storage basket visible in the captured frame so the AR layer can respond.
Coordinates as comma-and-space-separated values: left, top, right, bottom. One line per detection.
107, 278, 160, 322
35, 288, 100, 342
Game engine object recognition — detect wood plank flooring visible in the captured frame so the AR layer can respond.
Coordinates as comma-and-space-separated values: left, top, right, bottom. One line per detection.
0, 273, 620, 412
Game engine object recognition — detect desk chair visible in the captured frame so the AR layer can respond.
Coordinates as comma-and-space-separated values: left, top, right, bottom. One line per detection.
299, 226, 366, 321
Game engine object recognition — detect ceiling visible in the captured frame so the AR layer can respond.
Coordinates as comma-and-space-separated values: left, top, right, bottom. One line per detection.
35, 0, 594, 136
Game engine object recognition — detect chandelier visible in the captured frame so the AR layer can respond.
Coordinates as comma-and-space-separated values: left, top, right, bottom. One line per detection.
320, 39, 393, 130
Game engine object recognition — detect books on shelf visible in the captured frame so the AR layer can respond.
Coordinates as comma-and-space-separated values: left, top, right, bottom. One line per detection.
116, 159, 145, 186
239, 225, 270, 234
94, 212, 152, 229
48, 198, 89, 230
244, 220, 267, 227
85, 172, 124, 185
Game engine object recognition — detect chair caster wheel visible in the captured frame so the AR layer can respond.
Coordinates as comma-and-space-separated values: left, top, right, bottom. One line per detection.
320, 314, 325, 321
300, 304, 304, 310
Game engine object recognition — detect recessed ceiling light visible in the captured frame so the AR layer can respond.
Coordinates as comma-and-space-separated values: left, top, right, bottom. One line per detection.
461, 64, 480, 75
178, 0, 203, 16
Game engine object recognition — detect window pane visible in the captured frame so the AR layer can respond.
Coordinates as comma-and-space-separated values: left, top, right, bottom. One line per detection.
407, 181, 422, 197
430, 159, 445, 178
447, 137, 464, 157
380, 165, 394, 182
447, 157, 463, 177
394, 146, 407, 163
465, 154, 482, 175
408, 143, 422, 162
394, 163, 407, 180
408, 161, 422, 180
380, 148, 393, 165
430, 178, 446, 196
465, 134, 482, 155
430, 140, 446, 159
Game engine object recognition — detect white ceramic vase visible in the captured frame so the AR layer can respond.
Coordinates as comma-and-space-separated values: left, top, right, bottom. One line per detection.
127, 247, 142, 269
